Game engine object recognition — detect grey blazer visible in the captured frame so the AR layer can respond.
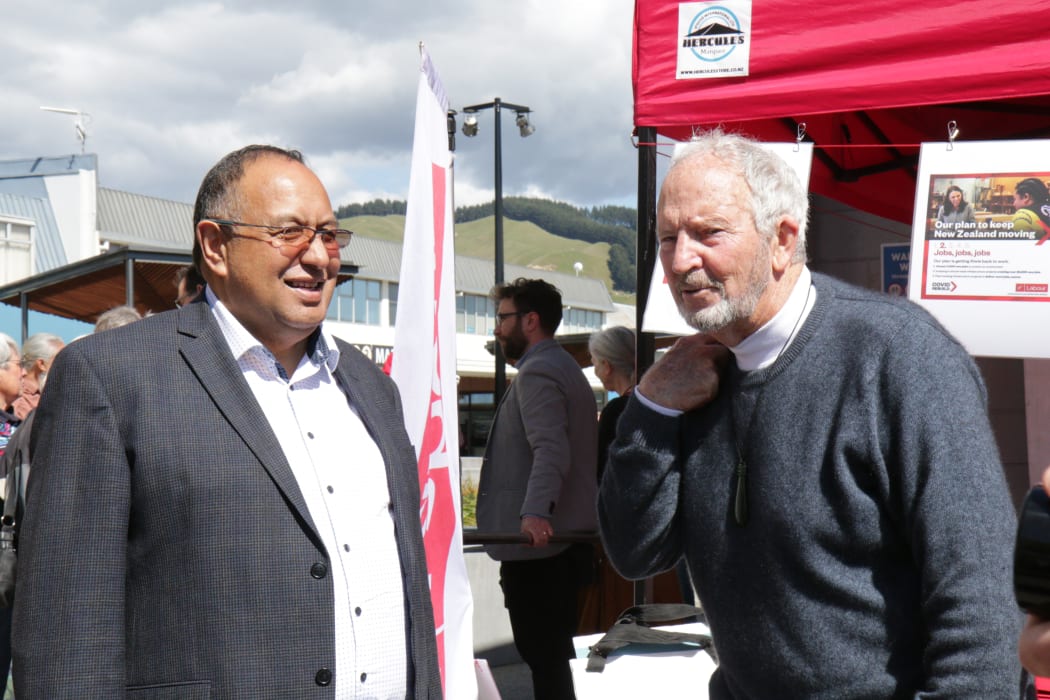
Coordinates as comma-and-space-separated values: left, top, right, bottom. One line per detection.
12, 302, 441, 699
476, 338, 598, 561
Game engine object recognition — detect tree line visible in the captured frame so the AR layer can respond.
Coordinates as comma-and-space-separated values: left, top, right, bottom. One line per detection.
335, 197, 638, 292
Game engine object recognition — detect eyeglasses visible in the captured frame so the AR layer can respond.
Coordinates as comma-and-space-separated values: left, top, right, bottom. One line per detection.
204, 219, 353, 254
496, 311, 526, 323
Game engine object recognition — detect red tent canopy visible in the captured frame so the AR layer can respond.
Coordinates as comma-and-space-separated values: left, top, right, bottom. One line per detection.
633, 1, 1050, 223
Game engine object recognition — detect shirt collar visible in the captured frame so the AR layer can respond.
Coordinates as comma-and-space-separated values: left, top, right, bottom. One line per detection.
730, 266, 814, 371
205, 286, 340, 375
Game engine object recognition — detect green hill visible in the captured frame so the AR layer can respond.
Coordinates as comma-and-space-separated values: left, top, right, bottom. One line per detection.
342, 214, 636, 305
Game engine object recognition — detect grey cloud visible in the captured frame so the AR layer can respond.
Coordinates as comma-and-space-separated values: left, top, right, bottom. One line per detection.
1, 0, 637, 209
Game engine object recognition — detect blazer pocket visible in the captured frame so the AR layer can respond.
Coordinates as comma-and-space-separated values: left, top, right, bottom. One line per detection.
127, 680, 211, 699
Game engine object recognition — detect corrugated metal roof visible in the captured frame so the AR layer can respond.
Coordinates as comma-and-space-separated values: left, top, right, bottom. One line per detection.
343, 236, 402, 281
97, 188, 193, 252
0, 192, 67, 272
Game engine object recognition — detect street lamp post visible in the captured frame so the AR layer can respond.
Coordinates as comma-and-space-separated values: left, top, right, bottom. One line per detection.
461, 97, 535, 406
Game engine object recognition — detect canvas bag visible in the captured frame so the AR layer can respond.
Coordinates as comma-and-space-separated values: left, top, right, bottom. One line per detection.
585, 603, 715, 672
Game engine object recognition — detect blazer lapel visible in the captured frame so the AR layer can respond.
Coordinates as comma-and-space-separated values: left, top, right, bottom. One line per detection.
177, 305, 320, 541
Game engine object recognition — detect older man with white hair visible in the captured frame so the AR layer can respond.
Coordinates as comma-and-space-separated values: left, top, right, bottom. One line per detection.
598, 130, 1020, 698
12, 333, 64, 421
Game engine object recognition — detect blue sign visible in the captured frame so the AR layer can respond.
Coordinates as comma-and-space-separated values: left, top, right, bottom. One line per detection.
882, 244, 909, 296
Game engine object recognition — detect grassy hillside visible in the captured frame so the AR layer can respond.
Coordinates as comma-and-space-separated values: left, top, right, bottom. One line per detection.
342, 214, 636, 305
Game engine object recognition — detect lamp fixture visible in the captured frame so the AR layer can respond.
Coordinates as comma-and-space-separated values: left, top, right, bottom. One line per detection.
458, 96, 534, 406
515, 112, 535, 137
462, 114, 479, 137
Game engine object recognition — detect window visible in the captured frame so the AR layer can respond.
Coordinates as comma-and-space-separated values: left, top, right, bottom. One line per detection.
455, 293, 495, 335
0, 219, 32, 285
562, 307, 603, 333
328, 278, 382, 325
388, 282, 398, 325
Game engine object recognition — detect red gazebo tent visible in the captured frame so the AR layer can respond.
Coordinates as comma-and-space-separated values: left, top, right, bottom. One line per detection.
631, 2, 1050, 348
633, 1, 1050, 226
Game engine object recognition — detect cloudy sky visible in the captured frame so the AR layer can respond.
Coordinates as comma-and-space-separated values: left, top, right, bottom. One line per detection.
2, 0, 639, 210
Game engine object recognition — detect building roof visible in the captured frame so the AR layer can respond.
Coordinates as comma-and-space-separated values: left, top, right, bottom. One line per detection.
97, 187, 193, 251
0, 154, 97, 182
456, 256, 615, 312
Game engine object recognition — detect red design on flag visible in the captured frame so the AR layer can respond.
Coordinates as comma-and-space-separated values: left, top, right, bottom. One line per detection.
416, 164, 457, 678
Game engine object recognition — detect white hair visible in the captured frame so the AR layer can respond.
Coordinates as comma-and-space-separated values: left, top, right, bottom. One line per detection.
588, 326, 636, 384
0, 333, 17, 365
22, 332, 63, 366
667, 129, 809, 263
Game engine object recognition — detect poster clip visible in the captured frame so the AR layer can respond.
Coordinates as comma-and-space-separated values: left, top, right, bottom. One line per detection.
795, 122, 807, 151
946, 121, 960, 151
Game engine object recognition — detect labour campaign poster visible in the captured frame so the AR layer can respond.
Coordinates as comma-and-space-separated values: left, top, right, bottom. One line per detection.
909, 139, 1050, 358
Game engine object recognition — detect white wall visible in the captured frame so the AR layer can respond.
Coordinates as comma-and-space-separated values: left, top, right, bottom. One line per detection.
43, 167, 97, 262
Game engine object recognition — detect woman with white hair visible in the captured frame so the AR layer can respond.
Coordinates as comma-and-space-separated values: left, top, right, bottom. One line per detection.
0, 334, 24, 456
589, 326, 636, 481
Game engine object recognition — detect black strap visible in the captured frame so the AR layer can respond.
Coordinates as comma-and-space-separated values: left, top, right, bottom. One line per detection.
1, 451, 20, 529
585, 604, 715, 672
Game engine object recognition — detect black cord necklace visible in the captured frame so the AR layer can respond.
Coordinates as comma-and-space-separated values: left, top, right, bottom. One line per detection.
732, 283, 812, 527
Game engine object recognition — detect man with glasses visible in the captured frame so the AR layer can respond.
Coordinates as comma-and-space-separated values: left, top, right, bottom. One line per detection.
13, 145, 441, 699
477, 277, 597, 700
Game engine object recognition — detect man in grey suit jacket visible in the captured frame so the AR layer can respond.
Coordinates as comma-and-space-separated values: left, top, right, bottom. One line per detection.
12, 145, 441, 699
476, 278, 597, 700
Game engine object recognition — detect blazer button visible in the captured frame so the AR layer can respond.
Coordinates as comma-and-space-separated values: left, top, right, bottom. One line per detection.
315, 668, 333, 686
310, 562, 328, 579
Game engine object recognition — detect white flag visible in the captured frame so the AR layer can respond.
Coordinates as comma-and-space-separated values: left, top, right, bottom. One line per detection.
390, 44, 477, 699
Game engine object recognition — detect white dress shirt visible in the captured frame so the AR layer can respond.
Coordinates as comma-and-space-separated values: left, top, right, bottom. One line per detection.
208, 289, 407, 699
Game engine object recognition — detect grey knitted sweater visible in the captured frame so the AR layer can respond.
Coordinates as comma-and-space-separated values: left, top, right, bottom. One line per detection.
599, 273, 1021, 698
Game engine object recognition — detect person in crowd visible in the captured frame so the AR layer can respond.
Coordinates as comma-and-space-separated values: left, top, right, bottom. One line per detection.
11, 332, 64, 421
588, 325, 636, 483
0, 333, 23, 696
1013, 177, 1050, 233
581, 325, 642, 627
1021, 466, 1050, 680
598, 130, 1021, 698
174, 263, 205, 307
0, 336, 24, 453
93, 304, 143, 332
477, 277, 597, 700
936, 184, 976, 224
12, 144, 441, 698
